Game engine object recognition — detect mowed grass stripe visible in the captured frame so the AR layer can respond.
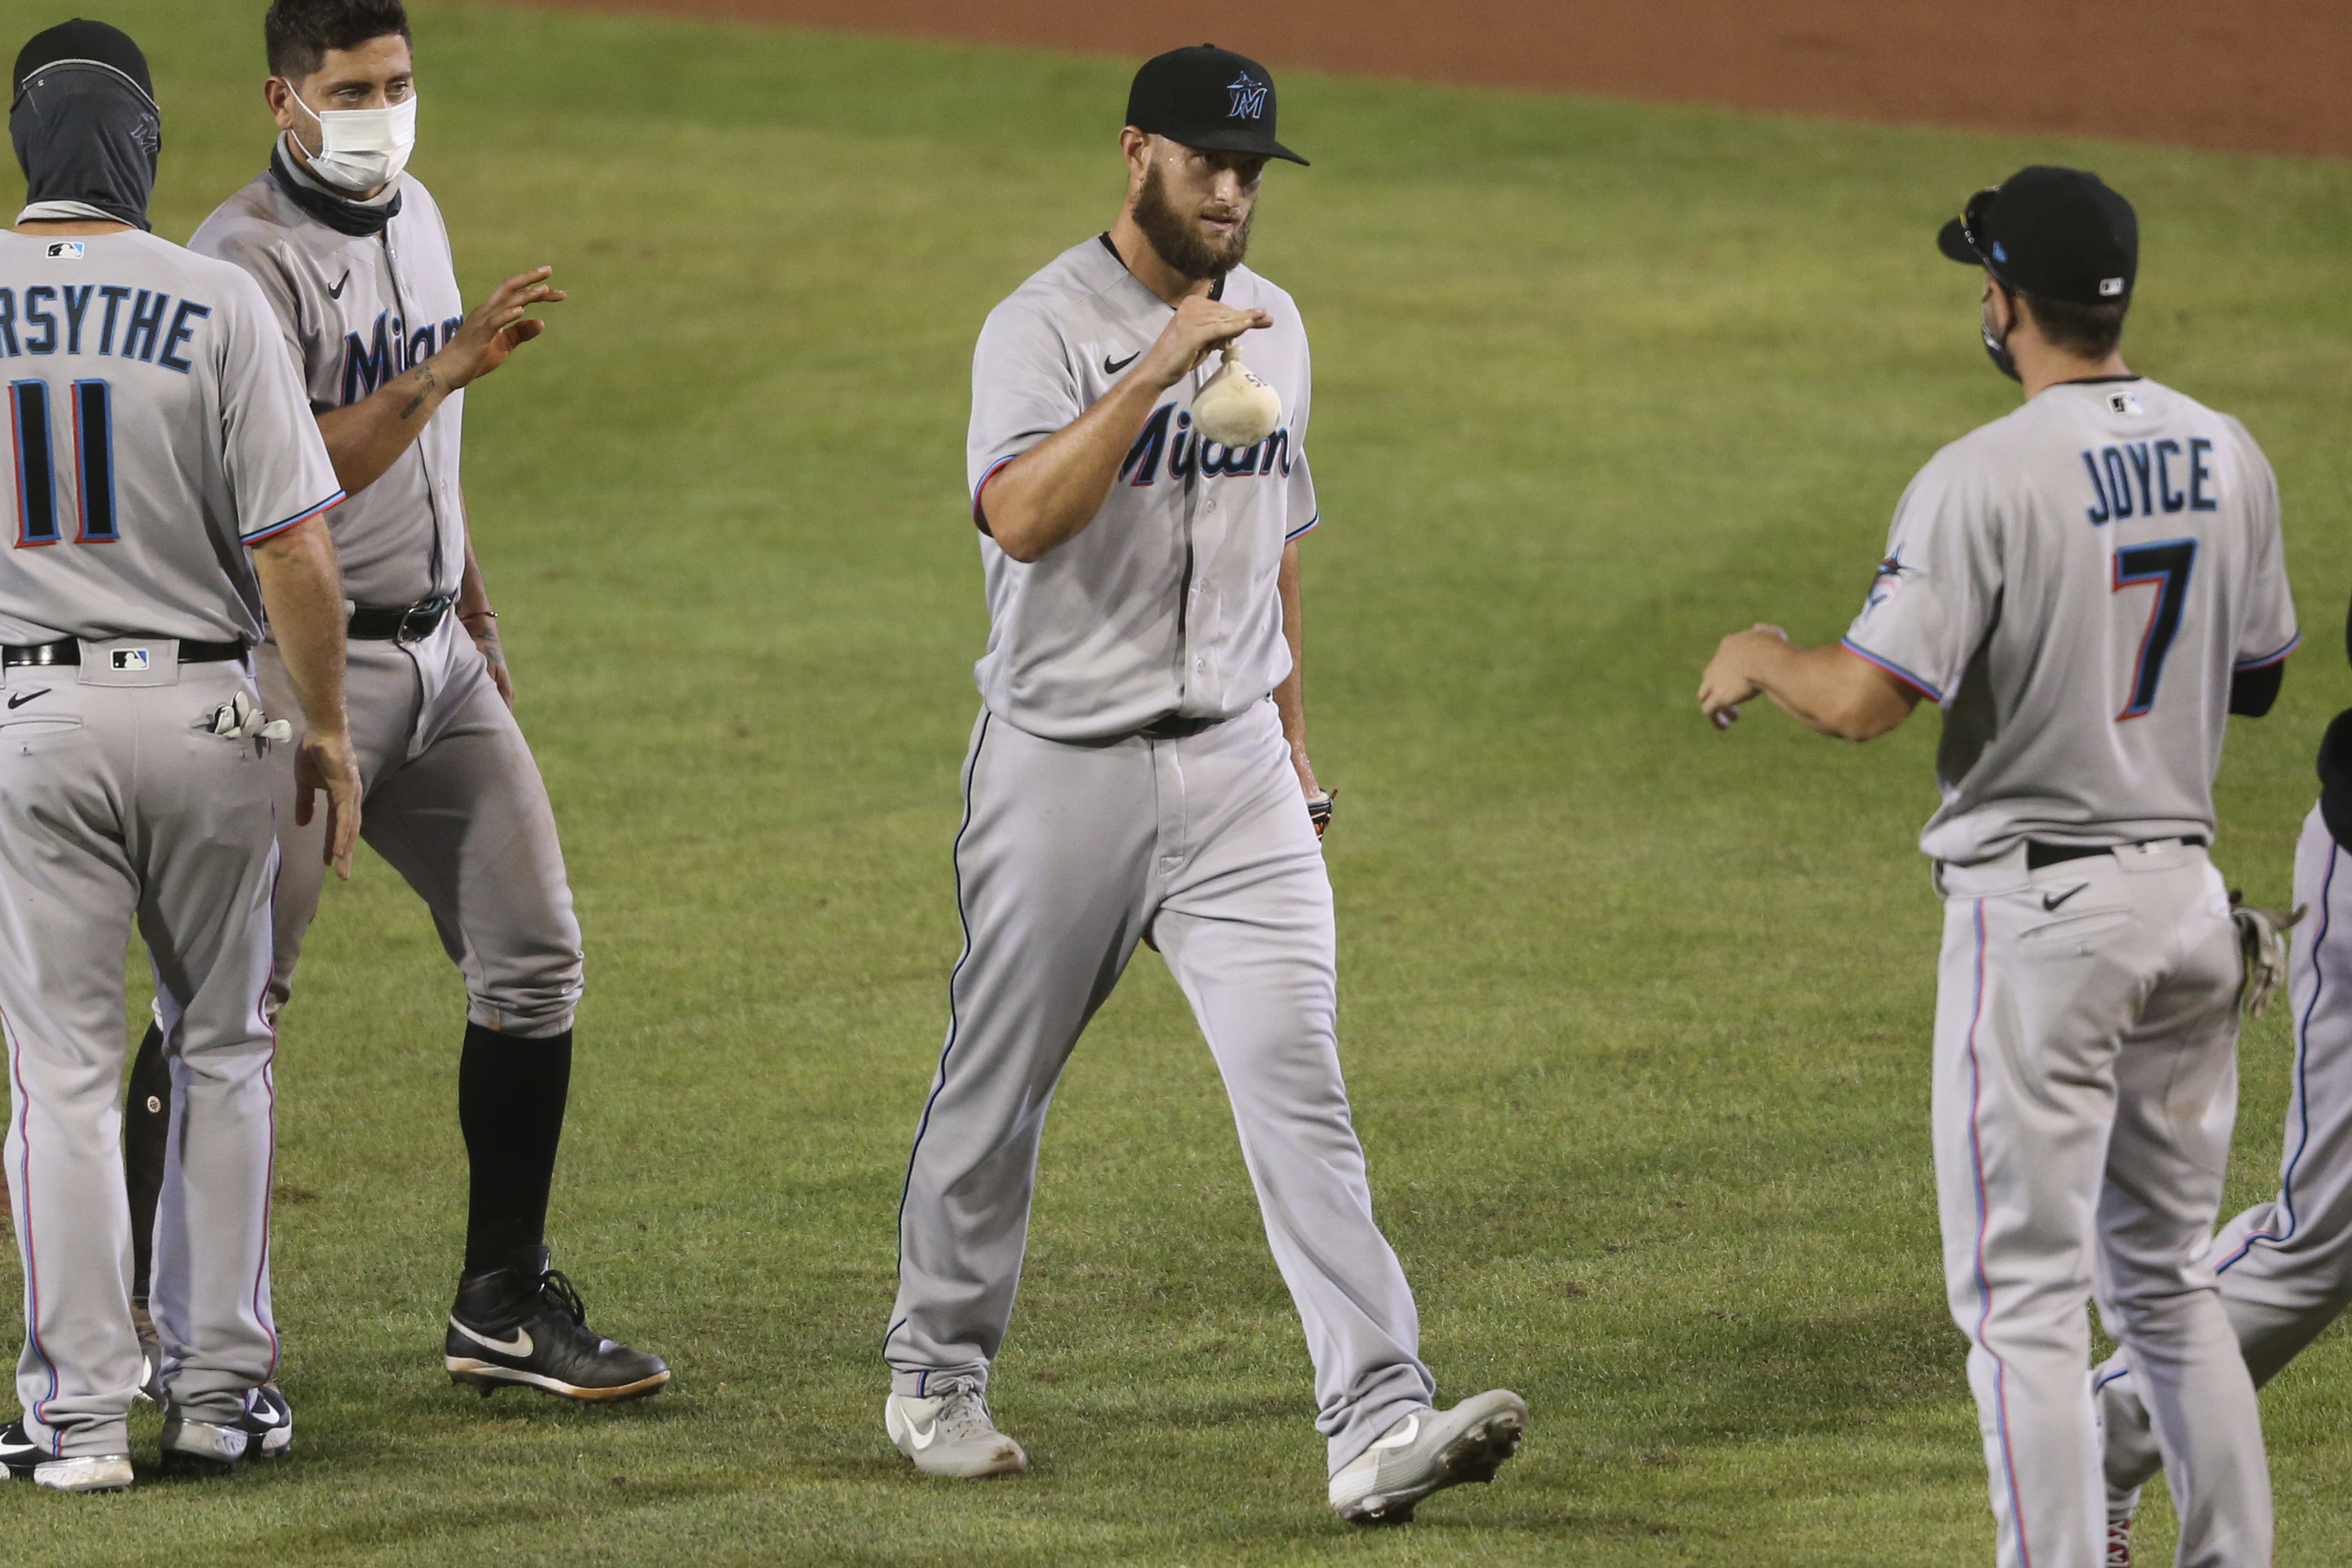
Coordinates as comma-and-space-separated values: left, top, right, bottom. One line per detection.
0, 1, 2342, 1561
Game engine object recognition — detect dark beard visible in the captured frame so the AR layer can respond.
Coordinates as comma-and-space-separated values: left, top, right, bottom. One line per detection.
1134, 162, 1252, 282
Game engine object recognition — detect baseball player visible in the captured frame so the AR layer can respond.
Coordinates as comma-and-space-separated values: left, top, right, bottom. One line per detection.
0, 19, 361, 1492
2094, 613, 2352, 1565
1699, 167, 2297, 1568
882, 45, 1526, 1522
116, 0, 666, 1403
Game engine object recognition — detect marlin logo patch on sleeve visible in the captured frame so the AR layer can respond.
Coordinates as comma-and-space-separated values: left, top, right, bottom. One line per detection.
1865, 555, 1911, 614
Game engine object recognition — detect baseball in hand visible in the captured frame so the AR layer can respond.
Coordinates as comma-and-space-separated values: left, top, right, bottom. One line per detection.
1191, 342, 1282, 448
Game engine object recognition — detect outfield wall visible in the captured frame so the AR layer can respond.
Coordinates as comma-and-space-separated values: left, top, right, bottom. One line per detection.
501, 0, 2350, 161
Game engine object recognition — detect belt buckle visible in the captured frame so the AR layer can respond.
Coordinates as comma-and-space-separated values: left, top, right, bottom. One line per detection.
396, 596, 446, 646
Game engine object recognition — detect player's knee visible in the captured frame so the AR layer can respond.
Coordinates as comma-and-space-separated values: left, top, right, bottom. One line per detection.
468, 943, 584, 1039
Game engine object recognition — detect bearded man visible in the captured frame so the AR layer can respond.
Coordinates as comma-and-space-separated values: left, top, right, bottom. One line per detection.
877, 45, 1527, 1522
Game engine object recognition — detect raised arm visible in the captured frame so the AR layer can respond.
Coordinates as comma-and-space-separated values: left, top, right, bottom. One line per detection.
980, 294, 1269, 563
1699, 625, 1921, 741
315, 265, 563, 495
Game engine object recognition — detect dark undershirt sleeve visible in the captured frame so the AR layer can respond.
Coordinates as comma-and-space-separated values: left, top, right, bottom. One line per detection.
2319, 708, 2352, 851
2230, 662, 2283, 717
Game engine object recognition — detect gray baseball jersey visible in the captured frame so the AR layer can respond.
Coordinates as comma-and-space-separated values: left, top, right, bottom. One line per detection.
189, 139, 466, 607
966, 236, 1317, 742
1843, 378, 2298, 865
894, 237, 1441, 1479
0, 222, 338, 1458
0, 227, 342, 642
170, 142, 581, 1045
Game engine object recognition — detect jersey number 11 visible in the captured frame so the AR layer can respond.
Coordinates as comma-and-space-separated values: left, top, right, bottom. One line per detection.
9, 378, 118, 547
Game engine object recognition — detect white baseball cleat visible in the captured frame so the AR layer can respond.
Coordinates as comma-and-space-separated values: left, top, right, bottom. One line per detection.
885, 1380, 1028, 1478
0, 1420, 133, 1493
1329, 1389, 1529, 1524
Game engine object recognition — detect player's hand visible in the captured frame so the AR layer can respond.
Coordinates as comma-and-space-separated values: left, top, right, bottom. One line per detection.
463, 611, 514, 708
1134, 295, 1273, 391
295, 727, 363, 881
1699, 624, 1788, 728
438, 266, 565, 389
1288, 740, 1336, 838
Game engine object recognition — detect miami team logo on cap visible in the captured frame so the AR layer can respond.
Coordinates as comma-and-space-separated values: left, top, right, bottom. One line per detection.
1227, 71, 1268, 120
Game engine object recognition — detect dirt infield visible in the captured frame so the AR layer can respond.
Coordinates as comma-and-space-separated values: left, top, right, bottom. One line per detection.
500, 0, 2347, 161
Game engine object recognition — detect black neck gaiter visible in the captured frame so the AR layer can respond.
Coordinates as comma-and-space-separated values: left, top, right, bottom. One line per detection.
10, 61, 159, 231
268, 142, 401, 238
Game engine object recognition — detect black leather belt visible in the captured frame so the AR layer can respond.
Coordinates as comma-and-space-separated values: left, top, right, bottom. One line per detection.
2026, 836, 2206, 870
347, 595, 453, 642
3, 638, 246, 668
1135, 714, 1222, 742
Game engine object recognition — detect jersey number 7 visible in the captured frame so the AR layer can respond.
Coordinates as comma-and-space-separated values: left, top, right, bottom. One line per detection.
2113, 539, 2195, 721
10, 378, 118, 547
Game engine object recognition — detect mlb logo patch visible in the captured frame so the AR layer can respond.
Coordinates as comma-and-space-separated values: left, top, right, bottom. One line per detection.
2108, 390, 2144, 417
44, 241, 84, 261
2099, 276, 2126, 297
110, 648, 152, 672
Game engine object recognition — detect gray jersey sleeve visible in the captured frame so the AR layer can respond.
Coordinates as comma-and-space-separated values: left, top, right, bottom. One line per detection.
967, 295, 1082, 514
200, 225, 308, 389
2225, 418, 2298, 667
215, 269, 344, 542
1841, 450, 1999, 706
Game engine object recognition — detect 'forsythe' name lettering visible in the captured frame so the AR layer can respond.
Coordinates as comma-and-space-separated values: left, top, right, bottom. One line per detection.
0, 284, 210, 374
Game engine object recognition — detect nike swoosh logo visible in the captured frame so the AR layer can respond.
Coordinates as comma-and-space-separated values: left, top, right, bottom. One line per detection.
1371, 1414, 1420, 1452
327, 270, 351, 300
449, 1316, 532, 1357
248, 1401, 289, 1429
908, 1418, 939, 1451
1103, 351, 1139, 374
7, 689, 48, 709
2042, 885, 2086, 912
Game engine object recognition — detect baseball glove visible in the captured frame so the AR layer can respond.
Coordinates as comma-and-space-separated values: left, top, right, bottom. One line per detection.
2230, 890, 2305, 1019
1307, 787, 1336, 839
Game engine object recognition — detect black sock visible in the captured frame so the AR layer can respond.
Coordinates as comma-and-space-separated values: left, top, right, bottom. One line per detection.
124, 1021, 171, 1303
457, 1023, 573, 1279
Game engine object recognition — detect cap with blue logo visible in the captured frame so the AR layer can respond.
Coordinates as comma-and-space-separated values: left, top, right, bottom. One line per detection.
1937, 165, 2136, 305
1125, 44, 1307, 167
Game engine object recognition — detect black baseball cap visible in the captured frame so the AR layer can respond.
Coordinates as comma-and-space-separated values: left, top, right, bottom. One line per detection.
1937, 166, 2136, 305
1126, 44, 1307, 166
14, 18, 152, 100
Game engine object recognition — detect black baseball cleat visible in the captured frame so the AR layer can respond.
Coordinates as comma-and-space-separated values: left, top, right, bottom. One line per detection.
159, 1383, 293, 1476
1, 1420, 133, 1492
446, 1258, 669, 1403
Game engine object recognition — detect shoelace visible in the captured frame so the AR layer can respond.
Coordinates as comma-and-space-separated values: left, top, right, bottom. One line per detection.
2104, 1518, 2132, 1568
535, 1269, 591, 1328
927, 1381, 1001, 1444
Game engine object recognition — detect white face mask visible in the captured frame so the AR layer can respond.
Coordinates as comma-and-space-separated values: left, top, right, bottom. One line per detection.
287, 86, 417, 194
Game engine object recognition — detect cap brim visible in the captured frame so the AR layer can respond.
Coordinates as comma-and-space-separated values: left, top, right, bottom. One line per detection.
1175, 127, 1309, 166
1936, 216, 1981, 265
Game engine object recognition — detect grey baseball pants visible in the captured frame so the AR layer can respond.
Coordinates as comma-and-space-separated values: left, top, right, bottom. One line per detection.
885, 700, 1437, 1473
2100, 804, 2352, 1524
1934, 842, 2268, 1568
250, 615, 580, 1039
0, 647, 282, 1458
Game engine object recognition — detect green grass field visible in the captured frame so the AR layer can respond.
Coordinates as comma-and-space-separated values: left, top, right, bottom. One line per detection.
1, 1, 2348, 1561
